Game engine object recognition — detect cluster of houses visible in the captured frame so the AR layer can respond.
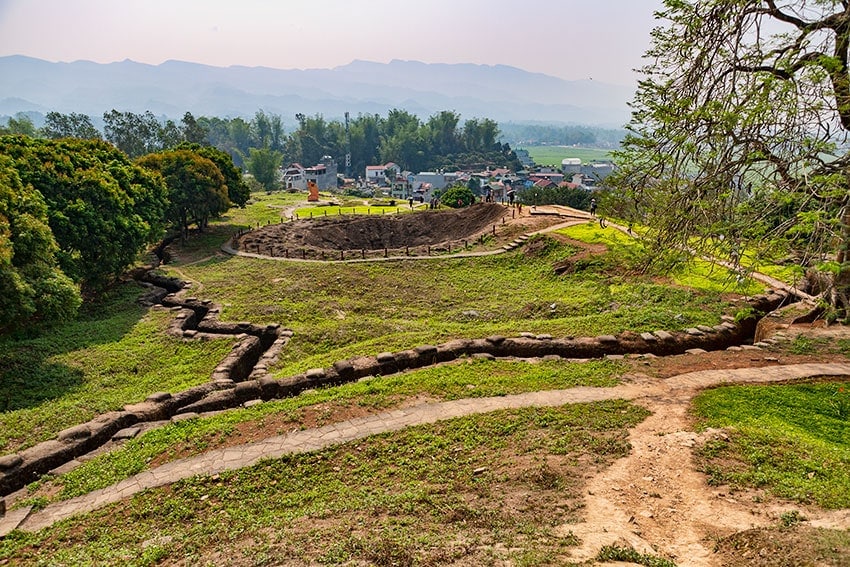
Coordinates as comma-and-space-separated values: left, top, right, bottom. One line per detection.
278, 154, 614, 203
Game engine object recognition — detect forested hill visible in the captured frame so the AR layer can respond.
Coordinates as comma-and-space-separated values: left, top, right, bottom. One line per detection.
0, 56, 633, 126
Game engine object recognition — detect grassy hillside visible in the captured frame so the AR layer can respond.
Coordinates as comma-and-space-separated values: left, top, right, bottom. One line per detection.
2, 193, 848, 566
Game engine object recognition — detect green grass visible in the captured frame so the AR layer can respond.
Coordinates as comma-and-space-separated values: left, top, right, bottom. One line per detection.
785, 335, 850, 356
162, 235, 732, 377
0, 284, 238, 454
556, 222, 766, 295
23, 358, 625, 502
227, 190, 306, 227
693, 382, 850, 509
293, 203, 417, 218
597, 544, 678, 567
1, 400, 649, 566
556, 221, 636, 247
521, 146, 613, 166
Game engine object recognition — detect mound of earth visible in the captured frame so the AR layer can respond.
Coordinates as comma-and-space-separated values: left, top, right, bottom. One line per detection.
236, 202, 509, 253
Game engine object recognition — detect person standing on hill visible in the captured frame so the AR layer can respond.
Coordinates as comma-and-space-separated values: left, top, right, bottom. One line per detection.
589, 198, 597, 217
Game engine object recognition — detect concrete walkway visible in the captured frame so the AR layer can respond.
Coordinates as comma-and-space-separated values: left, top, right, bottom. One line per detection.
6, 362, 849, 535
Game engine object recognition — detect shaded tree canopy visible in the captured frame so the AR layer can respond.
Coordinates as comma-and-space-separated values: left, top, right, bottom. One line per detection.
0, 135, 168, 290
137, 148, 228, 237
176, 142, 250, 208
440, 185, 476, 208
245, 147, 283, 191
102, 109, 164, 158
0, 155, 80, 333
611, 0, 850, 319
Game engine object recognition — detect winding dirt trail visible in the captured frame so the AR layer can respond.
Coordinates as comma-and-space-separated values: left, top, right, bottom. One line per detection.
562, 365, 850, 565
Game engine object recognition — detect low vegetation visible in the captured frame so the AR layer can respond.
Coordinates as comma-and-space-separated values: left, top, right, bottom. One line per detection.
20, 358, 624, 504
693, 382, 850, 509
2, 194, 848, 565
0, 284, 237, 454
164, 235, 733, 378
2, 401, 649, 565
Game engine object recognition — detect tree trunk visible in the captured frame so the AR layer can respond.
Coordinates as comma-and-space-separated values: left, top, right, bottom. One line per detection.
832, 205, 850, 321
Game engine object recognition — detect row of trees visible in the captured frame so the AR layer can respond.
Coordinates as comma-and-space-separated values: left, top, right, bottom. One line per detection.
0, 135, 248, 335
2, 109, 523, 191
204, 109, 520, 182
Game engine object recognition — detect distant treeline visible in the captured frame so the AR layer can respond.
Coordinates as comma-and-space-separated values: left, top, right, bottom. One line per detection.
498, 123, 626, 148
1, 109, 523, 187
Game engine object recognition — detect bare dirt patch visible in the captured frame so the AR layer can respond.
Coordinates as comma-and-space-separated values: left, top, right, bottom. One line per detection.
235, 202, 511, 253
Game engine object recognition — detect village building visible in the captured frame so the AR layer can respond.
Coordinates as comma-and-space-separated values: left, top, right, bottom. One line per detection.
283, 156, 339, 191
365, 162, 401, 186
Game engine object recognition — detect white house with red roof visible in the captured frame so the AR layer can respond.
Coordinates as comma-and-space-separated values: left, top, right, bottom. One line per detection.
365, 162, 401, 186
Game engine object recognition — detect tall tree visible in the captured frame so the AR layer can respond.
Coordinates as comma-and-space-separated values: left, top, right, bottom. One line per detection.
228, 117, 253, 166
251, 110, 285, 151
245, 147, 283, 191
611, 0, 850, 320
41, 112, 101, 140
138, 149, 228, 237
177, 142, 250, 207
181, 111, 208, 144
0, 155, 80, 334
102, 110, 162, 158
293, 113, 339, 166
426, 110, 461, 156
379, 109, 426, 173
0, 113, 37, 137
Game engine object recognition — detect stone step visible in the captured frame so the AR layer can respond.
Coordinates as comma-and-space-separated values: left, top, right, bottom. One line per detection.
0, 504, 32, 537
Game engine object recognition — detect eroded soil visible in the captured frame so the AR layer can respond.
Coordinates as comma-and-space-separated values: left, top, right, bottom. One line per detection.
235, 202, 514, 253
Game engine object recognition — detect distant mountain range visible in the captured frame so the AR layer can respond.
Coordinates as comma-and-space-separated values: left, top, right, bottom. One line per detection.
0, 56, 634, 127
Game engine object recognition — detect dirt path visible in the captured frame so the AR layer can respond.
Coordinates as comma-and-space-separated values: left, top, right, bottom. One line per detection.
562, 365, 850, 565
10, 362, 850, 558
564, 386, 761, 564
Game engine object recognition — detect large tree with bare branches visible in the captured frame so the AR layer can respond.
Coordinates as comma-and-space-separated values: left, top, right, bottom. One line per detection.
611, 0, 850, 320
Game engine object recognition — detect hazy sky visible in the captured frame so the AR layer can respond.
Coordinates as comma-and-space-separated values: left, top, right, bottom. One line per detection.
0, 0, 666, 85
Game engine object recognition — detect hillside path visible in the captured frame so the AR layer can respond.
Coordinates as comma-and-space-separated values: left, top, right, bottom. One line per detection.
7, 362, 850, 566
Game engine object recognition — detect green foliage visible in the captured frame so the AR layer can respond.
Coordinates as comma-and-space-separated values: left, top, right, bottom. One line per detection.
597, 544, 677, 567
0, 155, 80, 333
693, 383, 850, 509
440, 185, 476, 207
0, 113, 37, 136
556, 222, 765, 294
41, 111, 101, 140
0, 135, 169, 290
102, 109, 164, 158
609, 0, 850, 318
521, 184, 593, 209
175, 142, 249, 207
137, 148, 229, 235
245, 147, 282, 191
